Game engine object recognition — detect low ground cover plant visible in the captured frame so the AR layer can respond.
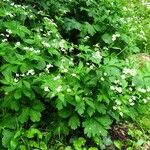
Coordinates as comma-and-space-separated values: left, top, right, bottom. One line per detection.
0, 0, 150, 149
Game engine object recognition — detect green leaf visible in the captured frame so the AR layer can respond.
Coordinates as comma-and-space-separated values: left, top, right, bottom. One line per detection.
58, 109, 71, 118
29, 109, 41, 122
68, 114, 80, 130
75, 101, 85, 115
26, 128, 42, 139
32, 102, 45, 112
101, 33, 112, 44
2, 129, 14, 148
114, 140, 123, 150
18, 108, 30, 123
96, 116, 112, 129
14, 89, 22, 99
23, 80, 31, 89
82, 118, 107, 137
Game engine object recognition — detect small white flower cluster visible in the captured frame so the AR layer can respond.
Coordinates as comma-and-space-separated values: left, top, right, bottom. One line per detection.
5, 12, 14, 18
110, 85, 122, 93
71, 73, 77, 77
1, 32, 10, 43
15, 42, 20, 47
84, 36, 90, 41
137, 88, 147, 93
67, 88, 71, 92
103, 47, 109, 51
13, 72, 27, 83
10, 2, 29, 10
2, 39, 8, 42
59, 39, 66, 48
100, 77, 104, 81
112, 33, 120, 41
6, 29, 12, 34
45, 64, 53, 73
42, 41, 50, 48
26, 69, 35, 76
23, 47, 40, 54
113, 100, 121, 110
56, 85, 62, 92
44, 17, 57, 27
129, 96, 136, 106
54, 75, 61, 80
92, 51, 102, 60
44, 86, 50, 92
143, 98, 148, 104
122, 67, 137, 77
60, 65, 68, 73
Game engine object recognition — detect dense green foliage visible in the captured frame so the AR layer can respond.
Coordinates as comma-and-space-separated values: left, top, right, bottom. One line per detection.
0, 0, 150, 149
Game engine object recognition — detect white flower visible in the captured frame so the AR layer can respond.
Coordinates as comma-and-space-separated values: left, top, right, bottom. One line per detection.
20, 74, 25, 77
6, 29, 12, 34
130, 102, 135, 106
100, 77, 104, 81
42, 41, 50, 48
123, 68, 136, 76
132, 96, 136, 100
14, 78, 18, 82
121, 75, 126, 79
114, 80, 119, 84
15, 42, 20, 46
46, 64, 53, 68
113, 106, 117, 110
16, 73, 19, 77
54, 75, 61, 80
116, 101, 121, 105
26, 69, 35, 76
112, 33, 120, 41
104, 72, 107, 76
44, 86, 50, 92
119, 112, 123, 117
110, 86, 115, 91
112, 35, 117, 41
62, 68, 68, 73
71, 73, 77, 77
138, 88, 146, 93
92, 51, 102, 60
143, 99, 147, 103
129, 99, 133, 102
147, 87, 150, 92
129, 87, 133, 91
67, 89, 71, 92
56, 85, 62, 92
115, 87, 122, 93
2, 39, 7, 42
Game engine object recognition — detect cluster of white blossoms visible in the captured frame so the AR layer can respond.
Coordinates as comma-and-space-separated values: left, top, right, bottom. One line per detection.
44, 86, 50, 92
137, 87, 150, 93
13, 69, 35, 83
15, 42, 20, 47
23, 47, 40, 54
112, 33, 120, 41
110, 85, 122, 93
71, 73, 77, 77
60, 64, 68, 73
26, 69, 35, 76
54, 75, 61, 81
56, 85, 62, 92
41, 41, 50, 48
129, 96, 136, 106
92, 51, 102, 60
113, 100, 121, 110
44, 17, 57, 27
45, 64, 53, 73
122, 67, 137, 77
